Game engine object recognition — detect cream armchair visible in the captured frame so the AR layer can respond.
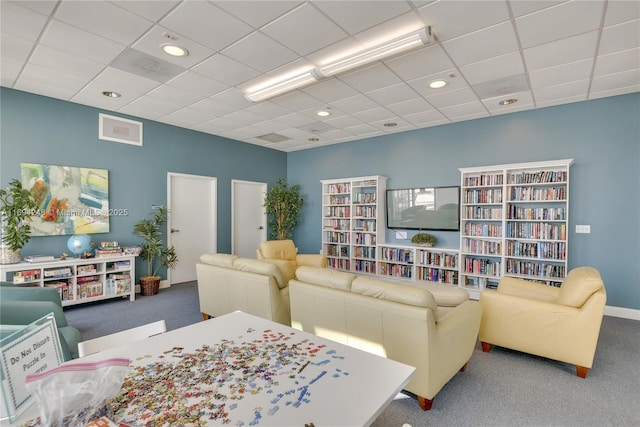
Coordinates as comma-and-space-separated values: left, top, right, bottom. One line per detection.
256, 240, 327, 271
479, 266, 606, 378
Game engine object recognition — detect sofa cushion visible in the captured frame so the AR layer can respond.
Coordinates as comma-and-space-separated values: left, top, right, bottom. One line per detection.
556, 266, 604, 308
259, 240, 297, 261
261, 259, 297, 285
295, 266, 355, 291
199, 253, 238, 268
420, 282, 469, 307
233, 258, 287, 289
352, 277, 438, 315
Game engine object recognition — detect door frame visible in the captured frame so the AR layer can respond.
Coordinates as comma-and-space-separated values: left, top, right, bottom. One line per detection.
167, 172, 217, 286
231, 179, 267, 256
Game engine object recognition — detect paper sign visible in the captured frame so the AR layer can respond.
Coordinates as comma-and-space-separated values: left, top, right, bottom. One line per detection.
1, 314, 63, 422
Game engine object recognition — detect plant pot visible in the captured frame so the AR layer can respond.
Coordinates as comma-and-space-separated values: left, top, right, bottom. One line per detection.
0, 245, 21, 264
140, 276, 161, 296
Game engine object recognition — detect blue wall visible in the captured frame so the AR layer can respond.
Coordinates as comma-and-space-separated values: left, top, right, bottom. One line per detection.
288, 93, 640, 310
0, 88, 287, 276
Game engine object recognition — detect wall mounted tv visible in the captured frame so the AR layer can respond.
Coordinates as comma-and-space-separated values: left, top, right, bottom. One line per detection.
386, 186, 461, 231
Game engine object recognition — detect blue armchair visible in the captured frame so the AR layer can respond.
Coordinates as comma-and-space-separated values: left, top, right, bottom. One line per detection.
0, 285, 81, 360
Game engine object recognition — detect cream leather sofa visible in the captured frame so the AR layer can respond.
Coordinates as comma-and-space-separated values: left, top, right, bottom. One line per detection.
479, 266, 606, 378
256, 239, 327, 271
289, 266, 482, 411
196, 253, 292, 325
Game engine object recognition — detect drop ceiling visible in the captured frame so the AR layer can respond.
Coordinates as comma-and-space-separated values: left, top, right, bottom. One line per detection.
1, 0, 638, 152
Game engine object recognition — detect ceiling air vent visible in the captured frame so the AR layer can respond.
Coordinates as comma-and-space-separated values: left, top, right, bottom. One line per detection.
256, 133, 291, 143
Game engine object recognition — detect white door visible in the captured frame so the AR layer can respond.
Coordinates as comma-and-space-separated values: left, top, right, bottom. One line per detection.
168, 173, 217, 285
232, 180, 267, 258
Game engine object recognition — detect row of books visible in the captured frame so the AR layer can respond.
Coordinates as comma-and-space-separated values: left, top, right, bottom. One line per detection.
505, 260, 566, 279
418, 251, 458, 268
378, 262, 412, 278
11, 269, 41, 283
505, 241, 567, 260
380, 247, 414, 264
417, 267, 458, 284
464, 173, 504, 187
353, 260, 376, 274
509, 186, 566, 202
463, 258, 502, 277
464, 188, 503, 204
462, 238, 502, 256
507, 170, 568, 184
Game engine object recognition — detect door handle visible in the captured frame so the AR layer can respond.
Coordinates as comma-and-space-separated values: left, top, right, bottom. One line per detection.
258, 226, 264, 230
171, 228, 180, 233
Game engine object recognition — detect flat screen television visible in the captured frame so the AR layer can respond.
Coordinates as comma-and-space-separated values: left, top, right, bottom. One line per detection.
386, 186, 460, 231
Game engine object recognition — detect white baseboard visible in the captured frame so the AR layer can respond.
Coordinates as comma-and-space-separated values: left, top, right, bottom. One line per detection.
605, 305, 640, 321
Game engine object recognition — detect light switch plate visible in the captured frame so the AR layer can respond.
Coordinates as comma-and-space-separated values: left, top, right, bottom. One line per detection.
576, 225, 591, 234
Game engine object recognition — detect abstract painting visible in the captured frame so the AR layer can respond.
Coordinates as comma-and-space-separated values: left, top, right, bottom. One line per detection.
21, 163, 109, 235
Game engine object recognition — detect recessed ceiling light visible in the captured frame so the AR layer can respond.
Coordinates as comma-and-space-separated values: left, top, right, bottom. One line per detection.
499, 98, 518, 105
383, 122, 397, 127
102, 91, 121, 98
162, 44, 189, 57
428, 79, 448, 89
316, 110, 331, 117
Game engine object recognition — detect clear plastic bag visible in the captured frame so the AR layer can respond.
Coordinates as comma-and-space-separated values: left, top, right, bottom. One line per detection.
25, 358, 130, 427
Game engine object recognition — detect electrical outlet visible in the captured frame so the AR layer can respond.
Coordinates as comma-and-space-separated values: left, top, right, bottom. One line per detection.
576, 225, 591, 234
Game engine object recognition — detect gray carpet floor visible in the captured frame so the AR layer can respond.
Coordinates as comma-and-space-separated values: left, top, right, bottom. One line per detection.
64, 282, 640, 427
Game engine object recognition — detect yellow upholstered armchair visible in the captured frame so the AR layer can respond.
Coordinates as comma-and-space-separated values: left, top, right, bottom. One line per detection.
479, 266, 606, 378
257, 240, 327, 270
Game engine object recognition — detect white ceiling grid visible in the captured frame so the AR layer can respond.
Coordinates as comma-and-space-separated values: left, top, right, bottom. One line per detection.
1, 0, 638, 152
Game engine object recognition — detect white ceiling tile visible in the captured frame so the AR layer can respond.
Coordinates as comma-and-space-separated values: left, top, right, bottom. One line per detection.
19, 62, 91, 95
12, 0, 57, 16
0, 1, 48, 41
71, 82, 133, 109
189, 98, 238, 116
196, 116, 245, 132
523, 31, 598, 71
147, 85, 204, 107
385, 45, 455, 81
29, 45, 105, 80
426, 87, 480, 109
533, 79, 590, 102
441, 21, 519, 66
590, 69, 640, 93
224, 109, 269, 126
1, 33, 35, 63
594, 48, 640, 76
459, 51, 525, 85
325, 115, 366, 129
589, 84, 640, 100
386, 98, 435, 116
95, 67, 160, 96
246, 102, 294, 120
489, 102, 535, 116
261, 3, 347, 56
41, 20, 125, 65
1, 57, 22, 86
116, 103, 164, 121
55, 1, 153, 45
192, 54, 260, 87
270, 90, 324, 110
126, 94, 186, 116
351, 11, 426, 47
111, 1, 181, 22
222, 31, 299, 73
365, 83, 420, 105
167, 71, 227, 97
509, 1, 567, 18
160, 1, 253, 51
599, 19, 640, 56
159, 107, 213, 128
132, 25, 215, 69
417, 0, 510, 41
529, 58, 593, 89
516, 0, 605, 48
314, 1, 411, 34
439, 100, 487, 119
331, 94, 381, 114
210, 88, 255, 109
271, 112, 317, 128
352, 106, 396, 123
338, 63, 403, 93
403, 109, 448, 126
301, 78, 360, 104
481, 90, 534, 112
536, 94, 586, 108
14, 76, 78, 100
214, 1, 303, 29
603, 0, 640, 26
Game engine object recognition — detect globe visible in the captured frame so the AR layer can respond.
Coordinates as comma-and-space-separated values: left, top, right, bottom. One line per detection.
67, 234, 92, 255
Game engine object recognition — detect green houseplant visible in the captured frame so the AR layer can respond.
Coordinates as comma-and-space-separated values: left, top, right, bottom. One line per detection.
411, 231, 437, 247
263, 178, 304, 240
0, 179, 37, 264
133, 206, 178, 296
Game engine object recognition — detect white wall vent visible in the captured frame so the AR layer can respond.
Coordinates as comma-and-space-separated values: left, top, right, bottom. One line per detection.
99, 113, 143, 146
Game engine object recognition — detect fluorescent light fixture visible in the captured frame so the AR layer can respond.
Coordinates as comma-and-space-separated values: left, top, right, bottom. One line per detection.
315, 27, 433, 78
245, 71, 319, 102
245, 27, 434, 102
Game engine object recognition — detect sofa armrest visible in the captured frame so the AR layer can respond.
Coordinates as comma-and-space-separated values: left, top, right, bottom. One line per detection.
295, 254, 327, 268
0, 301, 70, 327
497, 276, 560, 302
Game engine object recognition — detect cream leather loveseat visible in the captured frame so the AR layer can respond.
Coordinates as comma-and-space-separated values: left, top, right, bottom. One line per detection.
196, 253, 293, 325
289, 266, 483, 410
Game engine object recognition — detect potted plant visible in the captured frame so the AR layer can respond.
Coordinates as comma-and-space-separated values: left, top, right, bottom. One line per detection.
411, 231, 437, 247
0, 179, 37, 264
263, 178, 304, 240
133, 206, 178, 296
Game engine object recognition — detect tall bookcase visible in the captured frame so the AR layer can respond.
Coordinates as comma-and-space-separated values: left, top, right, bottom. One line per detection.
321, 176, 386, 274
459, 159, 573, 298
